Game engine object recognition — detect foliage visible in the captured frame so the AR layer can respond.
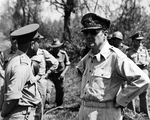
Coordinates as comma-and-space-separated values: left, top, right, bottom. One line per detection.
47, 0, 79, 41
109, 0, 150, 47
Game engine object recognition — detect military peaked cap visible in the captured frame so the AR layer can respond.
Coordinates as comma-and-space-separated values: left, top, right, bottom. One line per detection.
10, 24, 40, 44
130, 31, 144, 40
81, 13, 110, 31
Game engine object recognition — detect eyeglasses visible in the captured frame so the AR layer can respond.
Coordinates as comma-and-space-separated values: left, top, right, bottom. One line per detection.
82, 29, 102, 36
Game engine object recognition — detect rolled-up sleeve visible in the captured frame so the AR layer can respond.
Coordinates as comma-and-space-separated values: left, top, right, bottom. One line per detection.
43, 49, 58, 70
64, 51, 70, 66
116, 57, 150, 106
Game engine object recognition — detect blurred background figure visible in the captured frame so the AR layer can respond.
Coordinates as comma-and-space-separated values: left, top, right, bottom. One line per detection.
3, 29, 18, 69
29, 33, 58, 118
49, 38, 70, 107
126, 31, 150, 118
0, 32, 11, 120
110, 31, 129, 53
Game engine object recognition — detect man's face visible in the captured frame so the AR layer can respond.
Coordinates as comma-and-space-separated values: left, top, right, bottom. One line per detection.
112, 38, 122, 48
32, 38, 40, 52
132, 39, 141, 48
83, 29, 105, 49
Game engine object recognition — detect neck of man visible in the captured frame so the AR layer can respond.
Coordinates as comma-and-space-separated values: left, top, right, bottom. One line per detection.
92, 40, 106, 55
133, 45, 139, 51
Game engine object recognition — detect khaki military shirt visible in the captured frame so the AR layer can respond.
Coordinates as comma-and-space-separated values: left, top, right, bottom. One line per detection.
126, 44, 150, 67
119, 43, 129, 54
76, 41, 150, 106
37, 48, 58, 73
4, 50, 41, 106
51, 49, 70, 73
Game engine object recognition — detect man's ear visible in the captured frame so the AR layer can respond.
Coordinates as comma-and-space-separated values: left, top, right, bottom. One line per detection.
104, 30, 108, 36
31, 41, 35, 49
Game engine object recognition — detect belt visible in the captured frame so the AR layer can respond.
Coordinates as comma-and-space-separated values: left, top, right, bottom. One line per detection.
81, 100, 114, 108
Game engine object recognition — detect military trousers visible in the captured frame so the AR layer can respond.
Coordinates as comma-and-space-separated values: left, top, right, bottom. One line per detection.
37, 77, 47, 120
49, 72, 64, 106
75, 101, 123, 120
3, 105, 38, 120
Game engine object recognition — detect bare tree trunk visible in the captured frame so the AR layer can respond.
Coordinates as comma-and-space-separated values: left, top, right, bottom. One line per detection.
63, 7, 71, 42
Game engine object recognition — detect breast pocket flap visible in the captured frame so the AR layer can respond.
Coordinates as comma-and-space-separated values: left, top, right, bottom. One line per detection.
94, 69, 111, 78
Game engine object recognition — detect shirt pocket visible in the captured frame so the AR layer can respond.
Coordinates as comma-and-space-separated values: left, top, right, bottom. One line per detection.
93, 68, 111, 90
94, 68, 111, 78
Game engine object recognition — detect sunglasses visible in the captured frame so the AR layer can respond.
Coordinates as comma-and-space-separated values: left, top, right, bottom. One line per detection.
83, 29, 102, 36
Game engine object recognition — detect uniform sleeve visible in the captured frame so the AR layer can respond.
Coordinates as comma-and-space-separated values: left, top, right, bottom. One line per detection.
43, 49, 59, 70
64, 51, 70, 66
116, 57, 150, 106
5, 64, 30, 101
145, 49, 150, 65
74, 58, 86, 83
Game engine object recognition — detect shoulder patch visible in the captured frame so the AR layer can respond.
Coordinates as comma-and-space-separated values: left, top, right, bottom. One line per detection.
20, 55, 29, 65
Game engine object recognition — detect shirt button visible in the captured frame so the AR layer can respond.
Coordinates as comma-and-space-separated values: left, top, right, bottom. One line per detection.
87, 81, 89, 83
89, 70, 91, 72
85, 92, 86, 94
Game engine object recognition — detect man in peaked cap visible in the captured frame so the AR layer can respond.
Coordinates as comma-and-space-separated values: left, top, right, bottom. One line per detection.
48, 38, 70, 107
74, 13, 150, 120
126, 31, 150, 118
1, 24, 42, 120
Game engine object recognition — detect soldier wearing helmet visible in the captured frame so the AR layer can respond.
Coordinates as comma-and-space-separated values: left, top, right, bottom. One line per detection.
110, 31, 128, 53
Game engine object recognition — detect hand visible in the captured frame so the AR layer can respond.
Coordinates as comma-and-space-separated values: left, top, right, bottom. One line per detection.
58, 73, 64, 80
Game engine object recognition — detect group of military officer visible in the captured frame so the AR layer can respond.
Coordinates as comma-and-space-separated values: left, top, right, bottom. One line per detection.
0, 24, 70, 120
0, 12, 150, 120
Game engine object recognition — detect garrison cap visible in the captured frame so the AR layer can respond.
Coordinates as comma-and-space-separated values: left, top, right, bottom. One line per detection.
10, 24, 40, 44
130, 31, 144, 40
81, 13, 110, 32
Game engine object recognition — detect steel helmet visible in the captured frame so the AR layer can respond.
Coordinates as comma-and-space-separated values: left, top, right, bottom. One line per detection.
112, 31, 123, 40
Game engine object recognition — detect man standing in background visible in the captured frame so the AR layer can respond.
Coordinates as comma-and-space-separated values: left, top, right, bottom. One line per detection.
49, 38, 70, 107
126, 31, 150, 118
109, 31, 129, 54
0, 32, 11, 120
